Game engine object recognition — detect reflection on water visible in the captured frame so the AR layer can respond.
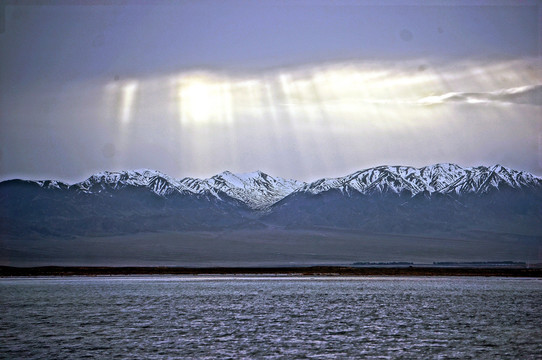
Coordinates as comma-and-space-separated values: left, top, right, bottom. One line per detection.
1, 277, 541, 359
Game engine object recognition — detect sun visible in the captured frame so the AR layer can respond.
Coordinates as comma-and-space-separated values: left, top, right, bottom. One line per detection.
177, 74, 231, 125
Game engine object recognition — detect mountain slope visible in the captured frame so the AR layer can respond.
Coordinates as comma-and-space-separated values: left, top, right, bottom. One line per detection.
0, 177, 253, 238
266, 164, 542, 234
179, 170, 304, 210
298, 164, 541, 196
0, 164, 540, 240
71, 169, 303, 210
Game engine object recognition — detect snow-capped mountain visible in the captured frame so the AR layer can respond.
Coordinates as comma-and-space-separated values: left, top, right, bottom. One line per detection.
75, 169, 189, 196
2, 164, 541, 241
27, 164, 542, 210
2, 164, 541, 265
180, 171, 304, 210
297, 164, 541, 196
264, 164, 542, 234
68, 169, 304, 210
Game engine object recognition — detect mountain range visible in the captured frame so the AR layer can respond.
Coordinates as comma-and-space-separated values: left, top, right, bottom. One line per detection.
0, 164, 542, 235
1, 164, 541, 265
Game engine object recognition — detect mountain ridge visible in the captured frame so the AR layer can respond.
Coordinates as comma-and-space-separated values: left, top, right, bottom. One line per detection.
297, 163, 542, 197
12, 163, 542, 210
1, 164, 541, 265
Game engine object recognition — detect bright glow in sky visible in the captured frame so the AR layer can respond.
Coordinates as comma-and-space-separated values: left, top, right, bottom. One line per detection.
90, 58, 541, 181
0, 1, 540, 182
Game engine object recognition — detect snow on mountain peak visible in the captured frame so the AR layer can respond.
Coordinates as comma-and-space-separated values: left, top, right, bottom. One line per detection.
76, 169, 190, 196
41, 164, 541, 209
200, 170, 304, 209
299, 164, 541, 196
35, 180, 66, 190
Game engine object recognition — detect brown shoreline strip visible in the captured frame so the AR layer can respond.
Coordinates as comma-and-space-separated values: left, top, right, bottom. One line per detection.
1, 266, 541, 277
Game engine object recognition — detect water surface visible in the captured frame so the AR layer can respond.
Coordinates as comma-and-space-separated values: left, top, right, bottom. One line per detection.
1, 276, 541, 359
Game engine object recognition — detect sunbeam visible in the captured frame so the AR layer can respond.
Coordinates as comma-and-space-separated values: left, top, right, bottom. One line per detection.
119, 81, 138, 124
97, 57, 541, 180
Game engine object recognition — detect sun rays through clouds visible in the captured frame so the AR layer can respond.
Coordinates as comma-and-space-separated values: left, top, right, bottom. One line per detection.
100, 57, 540, 180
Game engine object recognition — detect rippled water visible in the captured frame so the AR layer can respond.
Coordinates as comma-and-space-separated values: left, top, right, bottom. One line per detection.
1, 276, 541, 359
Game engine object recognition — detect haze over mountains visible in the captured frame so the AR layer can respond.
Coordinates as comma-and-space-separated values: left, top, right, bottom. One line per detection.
1, 164, 541, 266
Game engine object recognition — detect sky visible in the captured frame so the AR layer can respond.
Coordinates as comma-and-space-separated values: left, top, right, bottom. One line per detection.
0, 0, 541, 183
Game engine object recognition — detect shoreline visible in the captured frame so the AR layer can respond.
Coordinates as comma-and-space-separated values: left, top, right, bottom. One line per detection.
1, 266, 541, 277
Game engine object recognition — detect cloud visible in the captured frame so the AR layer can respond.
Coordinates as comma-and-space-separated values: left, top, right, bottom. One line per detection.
2, 57, 541, 182
418, 84, 542, 106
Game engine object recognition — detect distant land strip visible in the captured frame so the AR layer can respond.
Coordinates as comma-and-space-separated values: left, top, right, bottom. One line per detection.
1, 266, 541, 277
